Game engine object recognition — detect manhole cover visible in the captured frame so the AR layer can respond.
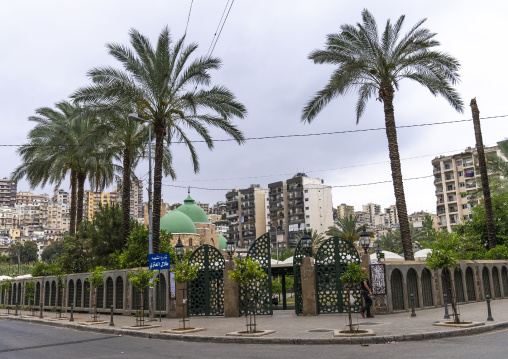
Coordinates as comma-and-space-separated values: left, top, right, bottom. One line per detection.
309, 329, 334, 333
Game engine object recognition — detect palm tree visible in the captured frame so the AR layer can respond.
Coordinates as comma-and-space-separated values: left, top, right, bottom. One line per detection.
302, 9, 463, 260
73, 26, 247, 252
326, 214, 362, 242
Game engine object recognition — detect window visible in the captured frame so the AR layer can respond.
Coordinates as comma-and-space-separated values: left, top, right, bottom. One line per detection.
305, 198, 309, 202
304, 190, 308, 193
462, 204, 468, 209
458, 171, 463, 176
457, 161, 462, 166
306, 224, 310, 227
305, 207, 309, 210
306, 215, 309, 218
459, 182, 465, 187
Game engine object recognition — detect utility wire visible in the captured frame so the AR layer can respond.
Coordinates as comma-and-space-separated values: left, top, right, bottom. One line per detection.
1, 115, 505, 148
184, 0, 194, 38
209, 0, 235, 57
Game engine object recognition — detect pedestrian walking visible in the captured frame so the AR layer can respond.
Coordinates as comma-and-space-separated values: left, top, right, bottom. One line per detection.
360, 267, 374, 318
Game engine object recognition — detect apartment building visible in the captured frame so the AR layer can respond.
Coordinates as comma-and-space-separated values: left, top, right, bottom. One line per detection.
211, 201, 227, 216
46, 203, 70, 234
226, 185, 268, 248
268, 173, 333, 249
408, 211, 439, 231
337, 203, 355, 218
0, 178, 17, 207
385, 205, 399, 227
129, 180, 144, 220
53, 189, 70, 205
432, 145, 503, 232
0, 207, 16, 235
85, 191, 119, 220
362, 203, 382, 225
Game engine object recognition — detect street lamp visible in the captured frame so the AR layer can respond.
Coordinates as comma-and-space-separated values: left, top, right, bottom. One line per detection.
301, 231, 312, 257
375, 244, 382, 262
129, 113, 153, 256
175, 237, 184, 261
226, 238, 235, 261
358, 226, 370, 254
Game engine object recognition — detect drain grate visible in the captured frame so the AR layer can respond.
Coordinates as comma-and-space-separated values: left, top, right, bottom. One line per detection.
308, 329, 334, 333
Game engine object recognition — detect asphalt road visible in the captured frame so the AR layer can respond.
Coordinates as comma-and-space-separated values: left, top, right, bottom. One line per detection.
0, 320, 506, 359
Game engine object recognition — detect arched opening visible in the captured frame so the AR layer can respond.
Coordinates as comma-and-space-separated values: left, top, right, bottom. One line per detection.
492, 267, 501, 298
502, 267, 508, 297
421, 269, 433, 307
12, 283, 17, 306
50, 280, 57, 306
44, 281, 50, 306
96, 284, 104, 309
390, 269, 404, 310
454, 268, 465, 303
155, 273, 167, 312
105, 277, 114, 309
465, 267, 476, 301
115, 277, 123, 309
83, 280, 90, 308
76, 279, 82, 307
482, 267, 492, 298
35, 282, 40, 306
17, 283, 21, 305
68, 280, 75, 307
406, 268, 420, 308
441, 268, 453, 300
132, 287, 149, 311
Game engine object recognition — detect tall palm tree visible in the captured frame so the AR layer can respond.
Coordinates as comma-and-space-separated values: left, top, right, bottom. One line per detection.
326, 214, 362, 242
73, 26, 247, 252
302, 9, 463, 260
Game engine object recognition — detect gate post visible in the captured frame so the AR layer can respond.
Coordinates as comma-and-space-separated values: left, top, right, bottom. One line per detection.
301, 257, 317, 316
175, 282, 187, 318
224, 260, 239, 317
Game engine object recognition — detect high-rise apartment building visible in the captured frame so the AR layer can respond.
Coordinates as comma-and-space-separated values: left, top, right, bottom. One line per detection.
385, 205, 399, 227
337, 203, 355, 218
53, 189, 70, 205
85, 191, 119, 220
432, 145, 504, 231
129, 180, 144, 219
0, 179, 17, 207
362, 202, 382, 225
268, 173, 333, 248
226, 185, 268, 248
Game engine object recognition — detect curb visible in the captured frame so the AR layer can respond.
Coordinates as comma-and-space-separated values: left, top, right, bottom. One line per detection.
2, 316, 508, 345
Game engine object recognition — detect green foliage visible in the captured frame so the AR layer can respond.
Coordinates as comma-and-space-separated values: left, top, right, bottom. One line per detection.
271, 248, 293, 262
24, 282, 36, 303
0, 279, 12, 292
55, 235, 88, 274
87, 266, 106, 289
418, 214, 438, 248
326, 215, 361, 242
340, 263, 367, 288
31, 262, 62, 277
228, 257, 267, 286
41, 240, 65, 263
172, 260, 199, 284
485, 245, 508, 260
374, 231, 402, 254
128, 268, 158, 292
8, 241, 38, 264
272, 279, 282, 294
0, 254, 10, 264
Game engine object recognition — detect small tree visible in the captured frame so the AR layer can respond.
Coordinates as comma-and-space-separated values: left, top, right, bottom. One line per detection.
86, 266, 105, 321
0, 279, 12, 310
172, 258, 198, 328
340, 263, 367, 332
128, 268, 158, 324
228, 257, 267, 333
24, 281, 36, 315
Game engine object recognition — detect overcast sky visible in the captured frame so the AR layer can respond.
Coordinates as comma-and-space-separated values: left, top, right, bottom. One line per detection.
1, 0, 507, 214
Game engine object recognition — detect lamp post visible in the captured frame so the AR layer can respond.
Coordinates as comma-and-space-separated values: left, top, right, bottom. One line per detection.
226, 238, 235, 261
358, 226, 371, 271
175, 237, 184, 262
375, 244, 382, 262
301, 231, 312, 257
128, 113, 153, 256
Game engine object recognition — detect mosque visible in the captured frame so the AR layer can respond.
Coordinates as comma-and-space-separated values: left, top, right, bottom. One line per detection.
159, 193, 227, 251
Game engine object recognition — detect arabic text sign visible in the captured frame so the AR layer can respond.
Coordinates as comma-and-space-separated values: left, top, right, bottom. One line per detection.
149, 253, 170, 270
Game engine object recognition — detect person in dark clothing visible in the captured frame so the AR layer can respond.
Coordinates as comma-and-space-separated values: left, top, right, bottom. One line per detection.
360, 267, 374, 318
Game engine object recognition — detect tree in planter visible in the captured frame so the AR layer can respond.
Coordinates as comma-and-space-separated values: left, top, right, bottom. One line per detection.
128, 268, 158, 325
55, 274, 66, 318
86, 266, 105, 322
427, 248, 460, 323
228, 257, 267, 333
172, 258, 198, 329
340, 263, 367, 333
24, 281, 36, 315
0, 279, 12, 312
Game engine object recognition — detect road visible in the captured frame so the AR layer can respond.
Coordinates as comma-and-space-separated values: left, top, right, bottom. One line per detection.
0, 320, 505, 359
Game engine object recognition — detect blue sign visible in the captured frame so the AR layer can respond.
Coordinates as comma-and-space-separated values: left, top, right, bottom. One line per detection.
149, 253, 170, 270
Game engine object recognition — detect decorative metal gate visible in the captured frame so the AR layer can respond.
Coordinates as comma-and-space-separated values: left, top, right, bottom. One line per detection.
293, 239, 304, 315
315, 237, 361, 314
188, 244, 225, 316
239, 233, 272, 315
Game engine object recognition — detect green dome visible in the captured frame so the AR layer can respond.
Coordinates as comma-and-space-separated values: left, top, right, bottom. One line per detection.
175, 195, 209, 223
160, 210, 197, 234
218, 234, 227, 250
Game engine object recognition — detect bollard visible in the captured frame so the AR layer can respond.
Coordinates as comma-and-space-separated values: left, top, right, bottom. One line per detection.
109, 305, 114, 327
410, 294, 416, 317
443, 294, 450, 320
70, 305, 74, 322
39, 302, 43, 319
486, 295, 494, 321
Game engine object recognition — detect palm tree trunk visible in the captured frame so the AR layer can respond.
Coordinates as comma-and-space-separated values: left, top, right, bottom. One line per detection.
152, 121, 166, 254
122, 148, 132, 245
380, 83, 414, 260
76, 171, 86, 230
470, 99, 497, 249
69, 169, 77, 236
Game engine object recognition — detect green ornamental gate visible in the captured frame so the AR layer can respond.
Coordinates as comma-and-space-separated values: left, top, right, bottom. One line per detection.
239, 233, 273, 315
315, 237, 361, 314
187, 244, 225, 316
293, 239, 304, 315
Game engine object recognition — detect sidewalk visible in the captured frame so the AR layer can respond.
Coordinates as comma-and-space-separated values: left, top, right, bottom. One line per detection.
1, 299, 507, 344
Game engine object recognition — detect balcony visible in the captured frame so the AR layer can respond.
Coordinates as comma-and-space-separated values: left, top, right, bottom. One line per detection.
433, 167, 441, 173
446, 186, 456, 192
466, 183, 477, 188
434, 178, 442, 184
435, 189, 443, 194
445, 176, 454, 181
463, 161, 474, 168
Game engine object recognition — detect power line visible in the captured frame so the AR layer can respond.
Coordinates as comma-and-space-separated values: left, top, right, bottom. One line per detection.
206, 0, 235, 59
184, 0, 194, 38
209, 0, 235, 57
1, 114, 505, 148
